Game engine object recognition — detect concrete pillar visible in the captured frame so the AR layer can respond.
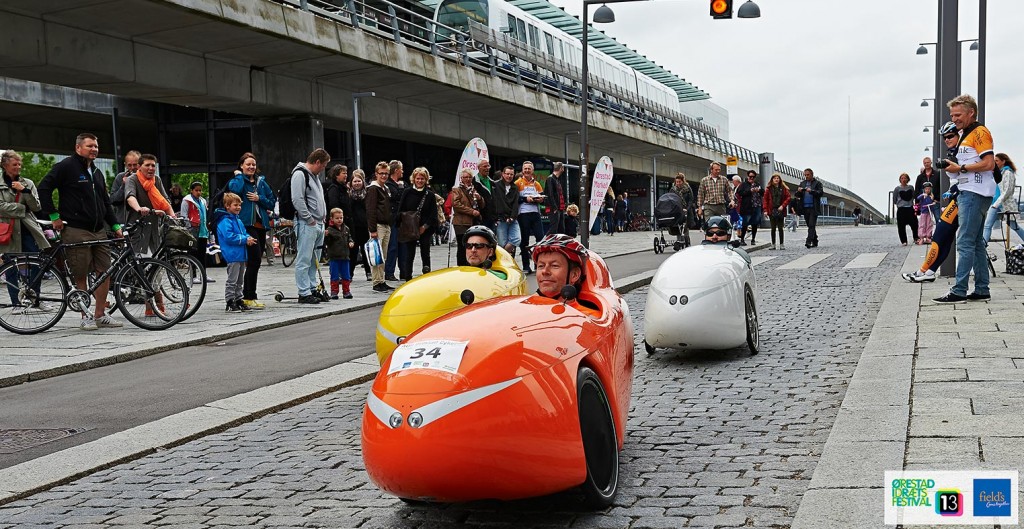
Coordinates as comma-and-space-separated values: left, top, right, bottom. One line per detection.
250, 116, 325, 191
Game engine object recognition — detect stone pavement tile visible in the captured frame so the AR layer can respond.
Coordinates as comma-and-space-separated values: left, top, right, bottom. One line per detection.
915, 356, 1014, 370
849, 354, 913, 381
981, 437, 1024, 469
911, 397, 972, 415
790, 488, 882, 529
808, 440, 903, 489
919, 323, 999, 333
905, 437, 981, 466
826, 407, 908, 442
914, 346, 966, 359
840, 377, 911, 408
917, 332, 962, 348
914, 368, 968, 382
912, 381, 1024, 400
966, 367, 1024, 381
971, 397, 1024, 414
911, 414, 1024, 437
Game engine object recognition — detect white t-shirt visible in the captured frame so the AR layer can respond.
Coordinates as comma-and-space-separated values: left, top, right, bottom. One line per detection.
955, 125, 996, 198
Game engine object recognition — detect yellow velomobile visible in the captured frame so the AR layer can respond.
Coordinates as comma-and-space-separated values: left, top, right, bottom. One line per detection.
374, 246, 526, 364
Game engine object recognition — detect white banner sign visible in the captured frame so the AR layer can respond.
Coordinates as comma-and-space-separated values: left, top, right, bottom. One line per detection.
588, 156, 614, 230
455, 138, 489, 189
387, 339, 469, 376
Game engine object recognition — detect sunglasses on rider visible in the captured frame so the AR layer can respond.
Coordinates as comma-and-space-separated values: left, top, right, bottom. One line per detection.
465, 243, 493, 250
943, 134, 957, 140
707, 230, 728, 237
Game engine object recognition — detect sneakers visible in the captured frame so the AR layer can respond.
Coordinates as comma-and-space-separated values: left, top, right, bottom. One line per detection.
422, 266, 431, 274
933, 292, 968, 304
372, 284, 393, 293
902, 270, 936, 283
771, 244, 777, 250
385, 275, 400, 282
330, 294, 339, 300
192, 277, 203, 285
779, 244, 785, 250
226, 300, 241, 313
298, 294, 321, 304
80, 314, 97, 330
95, 314, 123, 328
343, 292, 353, 299
242, 299, 265, 310
205, 277, 216, 283
966, 292, 991, 301
237, 299, 252, 312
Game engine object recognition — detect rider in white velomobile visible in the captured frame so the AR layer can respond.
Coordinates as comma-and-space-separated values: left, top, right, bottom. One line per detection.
643, 216, 760, 355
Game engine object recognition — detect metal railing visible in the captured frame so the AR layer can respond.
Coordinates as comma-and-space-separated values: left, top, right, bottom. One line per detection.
280, 0, 872, 212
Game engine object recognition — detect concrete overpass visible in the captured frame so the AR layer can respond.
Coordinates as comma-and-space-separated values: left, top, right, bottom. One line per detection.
0, 0, 882, 218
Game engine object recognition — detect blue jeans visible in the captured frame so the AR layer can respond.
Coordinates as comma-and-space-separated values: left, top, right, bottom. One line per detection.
496, 219, 521, 249
384, 219, 403, 277
952, 190, 989, 296
294, 220, 325, 296
982, 205, 1000, 243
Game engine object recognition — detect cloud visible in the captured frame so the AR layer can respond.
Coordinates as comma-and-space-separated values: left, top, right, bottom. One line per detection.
545, 0, 1018, 214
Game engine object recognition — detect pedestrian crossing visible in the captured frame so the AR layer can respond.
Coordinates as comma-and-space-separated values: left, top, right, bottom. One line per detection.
751, 252, 889, 270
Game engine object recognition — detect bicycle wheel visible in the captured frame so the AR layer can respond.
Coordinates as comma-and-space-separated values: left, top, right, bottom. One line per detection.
162, 253, 206, 322
0, 256, 69, 335
280, 230, 297, 267
113, 258, 188, 331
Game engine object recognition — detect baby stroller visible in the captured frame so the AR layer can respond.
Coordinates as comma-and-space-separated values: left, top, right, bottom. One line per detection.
653, 192, 690, 253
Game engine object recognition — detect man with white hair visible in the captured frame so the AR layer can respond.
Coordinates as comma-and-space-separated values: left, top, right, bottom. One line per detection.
934, 94, 996, 304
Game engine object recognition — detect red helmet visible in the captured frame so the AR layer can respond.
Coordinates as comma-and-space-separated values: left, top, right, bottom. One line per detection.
531, 234, 589, 268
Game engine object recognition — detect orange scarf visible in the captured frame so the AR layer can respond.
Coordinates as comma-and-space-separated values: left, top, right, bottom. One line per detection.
137, 171, 172, 213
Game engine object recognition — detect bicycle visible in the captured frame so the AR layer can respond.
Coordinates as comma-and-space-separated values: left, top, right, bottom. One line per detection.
105, 217, 207, 322
272, 219, 298, 267
627, 213, 652, 232
0, 220, 190, 334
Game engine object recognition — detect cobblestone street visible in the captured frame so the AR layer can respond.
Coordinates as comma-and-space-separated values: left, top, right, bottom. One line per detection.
0, 229, 910, 528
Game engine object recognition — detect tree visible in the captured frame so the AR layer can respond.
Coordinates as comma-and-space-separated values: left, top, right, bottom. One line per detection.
18, 153, 57, 185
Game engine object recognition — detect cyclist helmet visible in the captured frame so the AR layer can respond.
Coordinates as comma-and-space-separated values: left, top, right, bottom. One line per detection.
703, 216, 733, 237
463, 225, 497, 246
938, 121, 958, 136
531, 233, 589, 269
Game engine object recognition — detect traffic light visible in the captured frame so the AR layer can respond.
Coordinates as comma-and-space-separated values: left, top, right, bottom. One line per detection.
710, 0, 732, 19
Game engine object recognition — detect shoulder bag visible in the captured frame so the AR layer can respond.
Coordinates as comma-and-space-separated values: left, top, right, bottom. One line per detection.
398, 191, 428, 243
0, 191, 21, 245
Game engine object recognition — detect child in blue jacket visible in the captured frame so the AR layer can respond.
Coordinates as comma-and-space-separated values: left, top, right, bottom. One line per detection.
214, 193, 256, 312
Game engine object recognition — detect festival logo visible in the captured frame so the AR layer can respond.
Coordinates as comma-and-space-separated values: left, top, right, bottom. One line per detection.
455, 138, 490, 189
588, 156, 614, 230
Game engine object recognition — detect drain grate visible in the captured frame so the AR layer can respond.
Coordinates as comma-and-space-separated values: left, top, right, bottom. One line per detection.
0, 428, 90, 454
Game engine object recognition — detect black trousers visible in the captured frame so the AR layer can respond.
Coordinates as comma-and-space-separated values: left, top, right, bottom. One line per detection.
896, 207, 919, 244
351, 225, 370, 277
243, 225, 265, 300
546, 210, 565, 236
399, 231, 432, 279
803, 209, 819, 246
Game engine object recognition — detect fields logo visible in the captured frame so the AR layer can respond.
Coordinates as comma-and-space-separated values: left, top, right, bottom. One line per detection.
974, 478, 1012, 517
891, 478, 935, 507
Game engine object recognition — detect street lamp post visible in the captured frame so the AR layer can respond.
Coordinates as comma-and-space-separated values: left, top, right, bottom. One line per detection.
352, 92, 375, 171
651, 154, 665, 231
577, 0, 759, 248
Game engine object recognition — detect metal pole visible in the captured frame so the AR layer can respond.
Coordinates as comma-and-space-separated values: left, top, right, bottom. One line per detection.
579, 2, 591, 249
978, 0, 987, 122
352, 96, 362, 172
651, 156, 657, 232
938, 0, 959, 276
110, 107, 121, 173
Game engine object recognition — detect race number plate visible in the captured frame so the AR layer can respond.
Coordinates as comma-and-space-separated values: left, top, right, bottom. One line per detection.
387, 340, 469, 375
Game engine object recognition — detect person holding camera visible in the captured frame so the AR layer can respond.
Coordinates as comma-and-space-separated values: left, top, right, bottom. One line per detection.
933, 94, 996, 304
904, 123, 962, 283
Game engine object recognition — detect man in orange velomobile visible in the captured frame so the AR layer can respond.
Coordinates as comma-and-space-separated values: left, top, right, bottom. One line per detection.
531, 233, 598, 314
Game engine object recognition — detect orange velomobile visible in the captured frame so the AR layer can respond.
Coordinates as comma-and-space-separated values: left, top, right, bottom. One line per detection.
361, 253, 634, 507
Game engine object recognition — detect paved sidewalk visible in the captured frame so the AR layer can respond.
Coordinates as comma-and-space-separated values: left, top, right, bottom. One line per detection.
0, 230, 661, 387
793, 241, 1024, 527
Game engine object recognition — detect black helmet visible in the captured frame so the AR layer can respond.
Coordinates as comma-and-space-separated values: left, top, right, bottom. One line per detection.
938, 121, 958, 136
703, 215, 733, 236
463, 225, 497, 246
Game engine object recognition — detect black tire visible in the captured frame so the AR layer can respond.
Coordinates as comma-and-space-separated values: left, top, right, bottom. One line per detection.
577, 366, 619, 509
644, 340, 655, 355
744, 285, 760, 355
280, 231, 297, 267
163, 253, 206, 322
652, 237, 661, 254
113, 259, 189, 331
0, 257, 69, 335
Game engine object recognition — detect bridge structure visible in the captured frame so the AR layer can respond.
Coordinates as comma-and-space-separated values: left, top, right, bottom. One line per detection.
0, 0, 883, 220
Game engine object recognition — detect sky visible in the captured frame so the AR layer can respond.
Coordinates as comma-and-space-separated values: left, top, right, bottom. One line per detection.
546, 0, 1017, 214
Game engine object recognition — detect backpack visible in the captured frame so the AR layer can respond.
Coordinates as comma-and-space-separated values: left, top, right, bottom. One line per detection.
278, 167, 313, 220
206, 181, 229, 232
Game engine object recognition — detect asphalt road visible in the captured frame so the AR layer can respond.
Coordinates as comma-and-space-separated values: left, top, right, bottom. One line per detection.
0, 249, 670, 469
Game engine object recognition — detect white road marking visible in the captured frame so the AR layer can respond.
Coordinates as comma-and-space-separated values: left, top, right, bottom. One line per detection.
843, 252, 888, 269
752, 256, 779, 267
777, 253, 833, 270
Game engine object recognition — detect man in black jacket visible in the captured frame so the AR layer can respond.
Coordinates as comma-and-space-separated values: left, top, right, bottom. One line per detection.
492, 165, 521, 257
915, 157, 941, 197
38, 133, 123, 330
793, 168, 824, 248
383, 160, 405, 282
473, 159, 496, 232
545, 162, 566, 235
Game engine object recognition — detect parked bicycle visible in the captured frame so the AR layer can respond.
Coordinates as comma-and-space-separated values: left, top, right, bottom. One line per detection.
104, 217, 207, 322
626, 212, 652, 232
271, 218, 298, 267
0, 220, 190, 334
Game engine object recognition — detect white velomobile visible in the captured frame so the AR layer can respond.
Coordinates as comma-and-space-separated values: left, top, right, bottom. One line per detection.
643, 239, 759, 355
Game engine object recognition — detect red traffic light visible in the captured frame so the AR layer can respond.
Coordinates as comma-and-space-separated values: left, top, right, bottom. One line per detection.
711, 0, 733, 19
